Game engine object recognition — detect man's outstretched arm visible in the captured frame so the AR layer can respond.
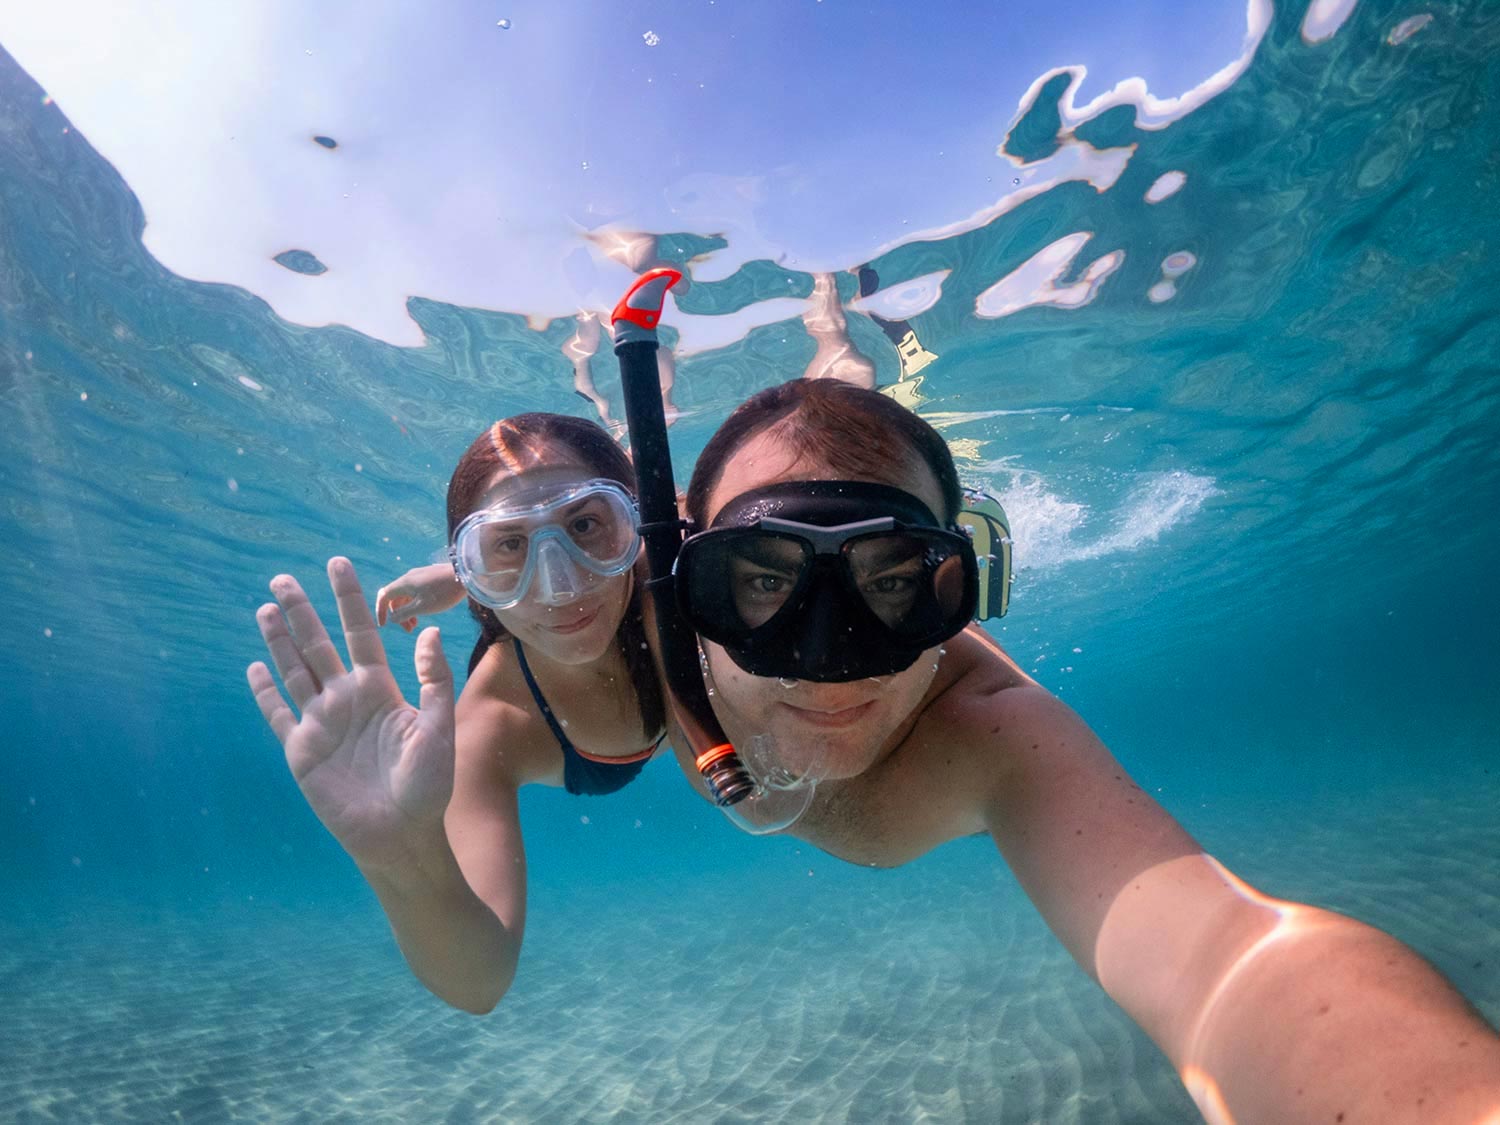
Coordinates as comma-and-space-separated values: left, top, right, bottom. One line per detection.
979, 686, 1500, 1124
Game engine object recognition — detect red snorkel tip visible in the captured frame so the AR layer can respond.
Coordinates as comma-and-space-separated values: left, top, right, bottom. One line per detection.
611, 267, 683, 339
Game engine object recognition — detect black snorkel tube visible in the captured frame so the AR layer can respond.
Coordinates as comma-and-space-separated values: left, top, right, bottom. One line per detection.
612, 269, 756, 807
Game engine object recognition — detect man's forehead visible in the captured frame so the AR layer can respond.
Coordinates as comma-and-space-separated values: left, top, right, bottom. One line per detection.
705, 430, 945, 523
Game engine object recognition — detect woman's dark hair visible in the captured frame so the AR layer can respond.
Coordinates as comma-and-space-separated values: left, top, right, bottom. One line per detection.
686, 380, 962, 528
446, 413, 664, 743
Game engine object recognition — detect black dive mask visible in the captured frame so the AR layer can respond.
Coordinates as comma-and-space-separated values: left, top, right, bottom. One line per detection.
674, 480, 979, 683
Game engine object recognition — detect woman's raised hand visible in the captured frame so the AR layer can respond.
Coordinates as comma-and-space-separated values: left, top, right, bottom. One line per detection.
247, 557, 456, 870
376, 562, 466, 632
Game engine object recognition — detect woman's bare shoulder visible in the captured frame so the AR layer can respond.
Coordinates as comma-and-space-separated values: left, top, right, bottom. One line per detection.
454, 643, 563, 788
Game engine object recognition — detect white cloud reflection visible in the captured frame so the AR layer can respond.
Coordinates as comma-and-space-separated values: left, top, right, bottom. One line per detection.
1, 1, 1278, 349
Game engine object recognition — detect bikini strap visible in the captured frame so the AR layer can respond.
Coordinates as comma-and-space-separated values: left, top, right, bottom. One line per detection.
513, 639, 575, 753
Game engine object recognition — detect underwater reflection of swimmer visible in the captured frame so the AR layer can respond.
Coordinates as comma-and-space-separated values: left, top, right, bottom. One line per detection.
798, 264, 941, 406
247, 414, 664, 1014
563, 309, 680, 431
800, 272, 876, 387
856, 262, 939, 410
577, 230, 684, 425
561, 311, 619, 430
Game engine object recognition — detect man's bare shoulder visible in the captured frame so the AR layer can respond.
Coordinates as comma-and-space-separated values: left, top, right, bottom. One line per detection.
920, 629, 1129, 795
919, 626, 1046, 743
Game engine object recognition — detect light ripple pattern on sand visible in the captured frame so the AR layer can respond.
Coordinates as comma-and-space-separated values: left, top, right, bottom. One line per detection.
5, 779, 1498, 1122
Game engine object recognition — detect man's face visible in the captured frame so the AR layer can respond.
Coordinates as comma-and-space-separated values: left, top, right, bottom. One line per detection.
698, 430, 949, 781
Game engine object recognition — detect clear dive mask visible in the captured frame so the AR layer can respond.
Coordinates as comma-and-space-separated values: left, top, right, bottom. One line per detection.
449, 479, 641, 610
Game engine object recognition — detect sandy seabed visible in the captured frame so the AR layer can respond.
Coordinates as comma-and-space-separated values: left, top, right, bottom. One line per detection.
2, 780, 1496, 1124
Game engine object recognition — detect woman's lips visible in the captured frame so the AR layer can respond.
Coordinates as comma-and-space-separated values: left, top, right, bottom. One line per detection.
546, 607, 600, 634
780, 699, 876, 728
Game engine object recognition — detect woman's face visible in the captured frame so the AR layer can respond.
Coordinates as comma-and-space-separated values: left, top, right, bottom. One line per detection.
697, 429, 949, 781
471, 457, 635, 666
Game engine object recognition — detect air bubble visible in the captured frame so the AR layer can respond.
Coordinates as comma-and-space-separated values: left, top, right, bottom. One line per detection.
777, 677, 798, 689
497, 18, 511, 29
643, 30, 660, 46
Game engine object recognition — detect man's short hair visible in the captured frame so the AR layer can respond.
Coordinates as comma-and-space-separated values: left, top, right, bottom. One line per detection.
686, 380, 962, 527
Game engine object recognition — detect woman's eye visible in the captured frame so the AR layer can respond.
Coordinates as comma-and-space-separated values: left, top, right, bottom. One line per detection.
570, 515, 601, 535
491, 535, 526, 555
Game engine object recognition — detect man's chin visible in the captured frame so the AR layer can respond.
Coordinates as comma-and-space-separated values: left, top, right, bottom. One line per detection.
746, 719, 884, 783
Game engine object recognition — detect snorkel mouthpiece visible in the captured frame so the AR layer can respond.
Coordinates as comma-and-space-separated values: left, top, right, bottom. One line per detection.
694, 743, 756, 805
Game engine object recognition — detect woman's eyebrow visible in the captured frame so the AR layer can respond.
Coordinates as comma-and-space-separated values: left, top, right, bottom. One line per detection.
558, 495, 603, 517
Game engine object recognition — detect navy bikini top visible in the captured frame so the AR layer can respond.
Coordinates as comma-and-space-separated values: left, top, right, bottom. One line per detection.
512, 640, 660, 796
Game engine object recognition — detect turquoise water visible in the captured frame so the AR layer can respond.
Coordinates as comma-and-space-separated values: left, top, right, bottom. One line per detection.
2, 2, 1498, 1121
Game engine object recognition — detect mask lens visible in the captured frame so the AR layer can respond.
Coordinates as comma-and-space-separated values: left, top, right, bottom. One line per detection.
458, 521, 531, 604
844, 531, 969, 638
727, 535, 807, 628
681, 531, 811, 640
558, 490, 638, 567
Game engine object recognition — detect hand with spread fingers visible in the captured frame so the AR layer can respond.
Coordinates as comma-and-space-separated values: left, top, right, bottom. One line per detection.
247, 556, 456, 870
376, 562, 466, 632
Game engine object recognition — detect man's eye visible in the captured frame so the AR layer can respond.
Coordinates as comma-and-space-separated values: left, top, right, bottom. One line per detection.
866, 575, 915, 595
570, 515, 601, 535
737, 572, 788, 594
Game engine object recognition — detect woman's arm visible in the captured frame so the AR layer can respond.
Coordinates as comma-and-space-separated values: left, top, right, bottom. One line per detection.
249, 558, 535, 1015
363, 643, 566, 1015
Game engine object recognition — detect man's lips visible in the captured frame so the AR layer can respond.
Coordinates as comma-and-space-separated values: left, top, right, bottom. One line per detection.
546, 607, 600, 634
779, 699, 877, 728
